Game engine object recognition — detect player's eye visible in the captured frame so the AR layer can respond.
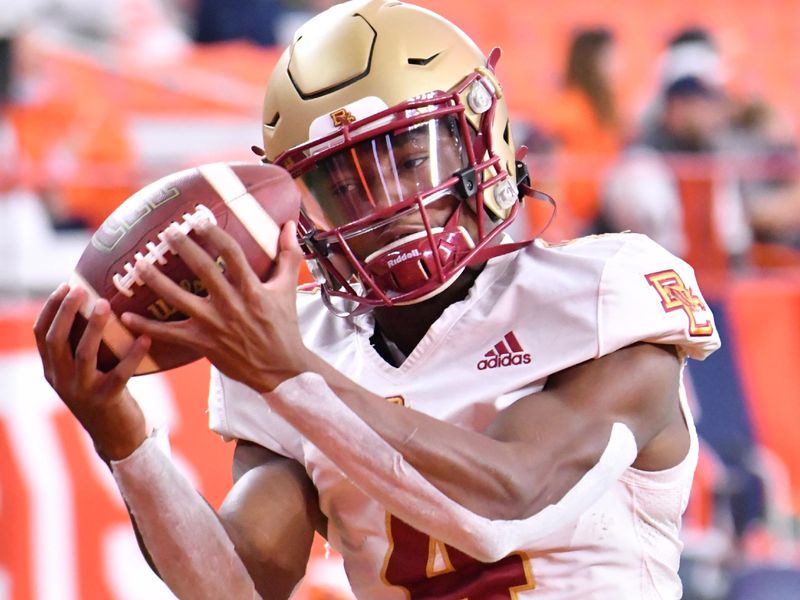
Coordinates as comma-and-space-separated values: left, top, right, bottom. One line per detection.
330, 180, 360, 198
399, 155, 428, 171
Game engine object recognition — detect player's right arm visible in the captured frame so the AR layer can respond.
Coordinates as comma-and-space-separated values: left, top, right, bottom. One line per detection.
33, 283, 323, 600
123, 440, 323, 599
221, 440, 326, 599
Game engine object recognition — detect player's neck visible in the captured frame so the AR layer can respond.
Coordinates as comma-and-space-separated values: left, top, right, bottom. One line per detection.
373, 265, 483, 357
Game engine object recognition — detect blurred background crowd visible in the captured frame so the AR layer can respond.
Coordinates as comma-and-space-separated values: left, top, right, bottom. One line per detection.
1, 1, 799, 599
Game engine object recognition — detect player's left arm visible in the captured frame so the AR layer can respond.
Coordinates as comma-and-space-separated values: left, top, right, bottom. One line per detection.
296, 339, 683, 522
121, 221, 686, 561
256, 339, 683, 563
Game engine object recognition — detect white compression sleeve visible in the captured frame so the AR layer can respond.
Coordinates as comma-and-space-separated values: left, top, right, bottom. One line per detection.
111, 435, 260, 599
264, 372, 638, 563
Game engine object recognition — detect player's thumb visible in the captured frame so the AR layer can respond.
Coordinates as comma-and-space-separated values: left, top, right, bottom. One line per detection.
274, 220, 303, 283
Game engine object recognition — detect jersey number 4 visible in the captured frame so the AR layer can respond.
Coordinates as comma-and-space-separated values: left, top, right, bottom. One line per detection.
382, 514, 535, 599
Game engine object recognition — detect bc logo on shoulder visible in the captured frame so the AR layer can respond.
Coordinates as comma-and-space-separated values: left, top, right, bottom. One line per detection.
646, 270, 714, 337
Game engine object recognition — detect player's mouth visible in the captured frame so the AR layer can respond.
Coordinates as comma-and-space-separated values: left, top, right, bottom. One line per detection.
376, 223, 426, 247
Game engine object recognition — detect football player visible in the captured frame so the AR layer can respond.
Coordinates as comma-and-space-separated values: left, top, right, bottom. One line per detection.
35, 1, 721, 598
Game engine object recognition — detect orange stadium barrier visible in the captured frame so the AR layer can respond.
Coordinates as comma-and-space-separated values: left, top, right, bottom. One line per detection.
0, 305, 342, 600
0, 305, 230, 599
728, 275, 800, 513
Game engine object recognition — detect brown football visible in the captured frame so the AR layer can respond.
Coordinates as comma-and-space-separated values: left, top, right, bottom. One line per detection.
68, 162, 301, 375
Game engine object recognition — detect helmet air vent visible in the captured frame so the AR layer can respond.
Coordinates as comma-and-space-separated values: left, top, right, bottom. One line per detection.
407, 53, 441, 66
264, 112, 280, 128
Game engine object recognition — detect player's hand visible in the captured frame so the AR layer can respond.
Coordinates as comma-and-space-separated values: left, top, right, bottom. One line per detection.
121, 220, 315, 392
33, 284, 151, 461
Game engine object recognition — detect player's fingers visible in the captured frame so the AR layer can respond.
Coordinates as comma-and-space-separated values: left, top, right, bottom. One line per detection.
132, 257, 209, 320
107, 335, 152, 392
163, 223, 232, 298
33, 282, 70, 359
74, 299, 111, 383
271, 221, 303, 289
192, 220, 261, 290
45, 286, 86, 364
121, 311, 198, 348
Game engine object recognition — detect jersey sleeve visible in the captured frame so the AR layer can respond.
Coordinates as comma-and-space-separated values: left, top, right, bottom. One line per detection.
597, 234, 721, 360
207, 367, 302, 460
205, 291, 331, 460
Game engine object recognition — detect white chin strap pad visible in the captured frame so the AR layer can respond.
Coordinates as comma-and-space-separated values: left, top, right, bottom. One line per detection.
264, 372, 638, 563
111, 434, 260, 599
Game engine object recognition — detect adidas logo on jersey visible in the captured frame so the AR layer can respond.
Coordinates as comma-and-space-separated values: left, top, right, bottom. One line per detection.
477, 331, 532, 370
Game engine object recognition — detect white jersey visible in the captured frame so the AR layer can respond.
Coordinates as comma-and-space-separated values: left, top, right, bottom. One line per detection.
208, 233, 720, 599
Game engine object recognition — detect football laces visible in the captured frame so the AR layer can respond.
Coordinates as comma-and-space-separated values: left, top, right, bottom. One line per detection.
112, 204, 217, 298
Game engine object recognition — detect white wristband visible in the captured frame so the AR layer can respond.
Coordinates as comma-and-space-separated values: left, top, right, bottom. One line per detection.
112, 434, 260, 599
264, 372, 638, 562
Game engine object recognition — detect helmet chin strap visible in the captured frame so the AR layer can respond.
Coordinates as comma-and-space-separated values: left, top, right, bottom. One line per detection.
463, 147, 556, 266
319, 284, 372, 318
466, 184, 557, 266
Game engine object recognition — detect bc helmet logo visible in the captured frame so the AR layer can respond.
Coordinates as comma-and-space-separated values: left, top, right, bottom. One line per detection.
330, 108, 357, 128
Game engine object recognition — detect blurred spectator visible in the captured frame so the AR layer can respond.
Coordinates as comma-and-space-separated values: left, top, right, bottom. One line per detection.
8, 35, 137, 231
659, 27, 727, 91
639, 26, 728, 144
6, 0, 191, 231
724, 100, 800, 257
0, 35, 12, 110
600, 75, 752, 279
642, 76, 728, 154
191, 0, 283, 47
543, 28, 624, 237
1, 0, 51, 188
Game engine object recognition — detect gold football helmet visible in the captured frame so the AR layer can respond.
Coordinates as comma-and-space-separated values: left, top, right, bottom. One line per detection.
261, 0, 532, 310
